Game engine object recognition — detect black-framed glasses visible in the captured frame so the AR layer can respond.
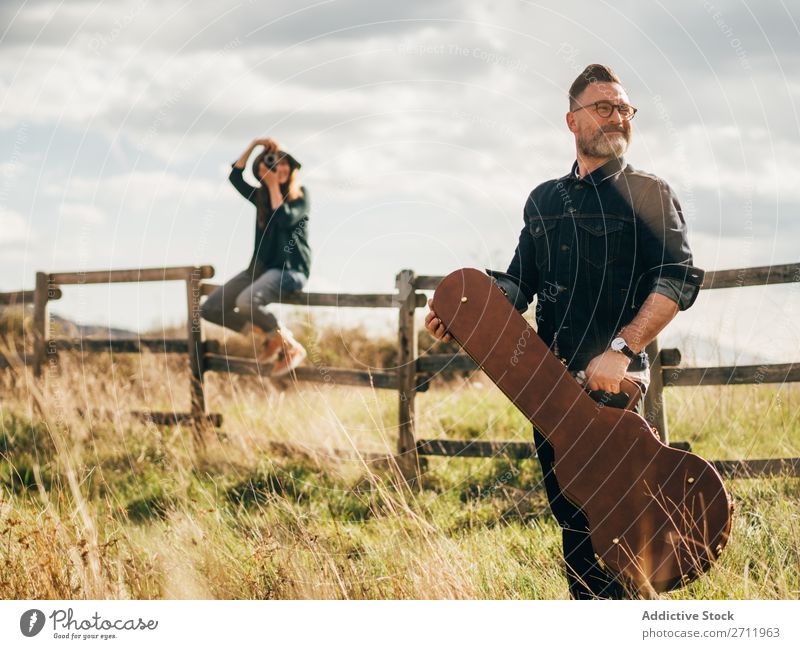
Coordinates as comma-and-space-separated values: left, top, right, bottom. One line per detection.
572, 100, 638, 120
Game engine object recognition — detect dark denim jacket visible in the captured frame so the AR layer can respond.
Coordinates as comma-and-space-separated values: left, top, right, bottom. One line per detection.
488, 156, 703, 372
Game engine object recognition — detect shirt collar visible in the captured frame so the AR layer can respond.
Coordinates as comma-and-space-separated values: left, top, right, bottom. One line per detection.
569, 156, 627, 185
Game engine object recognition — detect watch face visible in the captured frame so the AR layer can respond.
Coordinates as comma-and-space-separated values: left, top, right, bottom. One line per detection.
611, 337, 624, 351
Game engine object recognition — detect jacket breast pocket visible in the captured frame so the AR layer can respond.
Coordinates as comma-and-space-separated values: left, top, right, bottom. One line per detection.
529, 219, 558, 272
576, 218, 626, 269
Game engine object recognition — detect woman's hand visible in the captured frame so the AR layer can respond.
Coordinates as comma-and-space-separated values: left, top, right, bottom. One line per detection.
425, 298, 453, 342
253, 137, 280, 153
262, 165, 280, 189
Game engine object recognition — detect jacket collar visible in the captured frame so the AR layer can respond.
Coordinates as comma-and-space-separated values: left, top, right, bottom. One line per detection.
568, 156, 627, 186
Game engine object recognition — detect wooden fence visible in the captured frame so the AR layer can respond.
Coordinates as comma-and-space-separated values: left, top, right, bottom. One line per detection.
1, 262, 798, 482
405, 263, 800, 481
0, 265, 424, 472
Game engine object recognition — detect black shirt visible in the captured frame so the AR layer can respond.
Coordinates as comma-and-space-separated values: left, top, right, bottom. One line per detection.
228, 163, 311, 277
489, 156, 702, 372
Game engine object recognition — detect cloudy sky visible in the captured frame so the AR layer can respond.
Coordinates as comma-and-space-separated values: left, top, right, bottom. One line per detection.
1, 0, 798, 362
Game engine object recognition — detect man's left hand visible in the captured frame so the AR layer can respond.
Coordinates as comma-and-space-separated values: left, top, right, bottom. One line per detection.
584, 350, 630, 393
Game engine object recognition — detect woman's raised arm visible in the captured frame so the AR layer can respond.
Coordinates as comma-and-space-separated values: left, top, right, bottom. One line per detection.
236, 137, 280, 168
233, 139, 259, 170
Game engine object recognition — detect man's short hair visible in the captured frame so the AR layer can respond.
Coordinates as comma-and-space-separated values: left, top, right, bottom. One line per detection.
568, 64, 621, 110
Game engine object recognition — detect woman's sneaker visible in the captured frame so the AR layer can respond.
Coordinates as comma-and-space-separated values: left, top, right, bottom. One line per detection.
271, 329, 307, 377
256, 332, 284, 364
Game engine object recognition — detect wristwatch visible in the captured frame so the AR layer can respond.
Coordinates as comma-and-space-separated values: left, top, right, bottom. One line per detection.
610, 336, 637, 361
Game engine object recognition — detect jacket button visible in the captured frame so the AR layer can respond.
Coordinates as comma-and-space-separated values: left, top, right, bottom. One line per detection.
560, 244, 569, 251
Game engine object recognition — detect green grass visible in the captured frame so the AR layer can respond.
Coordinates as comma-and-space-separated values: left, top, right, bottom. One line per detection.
0, 351, 798, 599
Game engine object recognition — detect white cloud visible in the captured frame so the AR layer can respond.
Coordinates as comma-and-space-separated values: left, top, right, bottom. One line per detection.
2, 0, 799, 333
0, 207, 31, 245
45, 170, 219, 206
58, 202, 106, 224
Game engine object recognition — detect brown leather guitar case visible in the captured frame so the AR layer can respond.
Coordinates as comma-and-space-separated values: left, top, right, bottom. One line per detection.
432, 268, 732, 595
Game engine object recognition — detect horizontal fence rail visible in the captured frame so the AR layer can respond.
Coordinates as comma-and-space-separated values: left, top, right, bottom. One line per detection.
0, 288, 62, 304
416, 349, 684, 375
200, 282, 426, 308
4, 264, 428, 465
414, 262, 800, 292
49, 265, 214, 285
415, 439, 800, 478
47, 338, 220, 354
3, 262, 798, 482
409, 263, 800, 480
203, 353, 414, 391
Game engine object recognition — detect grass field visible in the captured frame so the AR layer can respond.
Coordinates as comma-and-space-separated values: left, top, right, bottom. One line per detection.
1, 344, 798, 600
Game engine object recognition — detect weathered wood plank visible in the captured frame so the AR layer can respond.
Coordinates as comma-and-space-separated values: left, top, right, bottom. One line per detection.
659, 347, 681, 367
0, 287, 62, 304
413, 275, 443, 291
46, 338, 221, 354
644, 338, 669, 444
204, 353, 401, 389
186, 269, 207, 435
75, 408, 222, 427
712, 457, 800, 478
396, 269, 422, 483
134, 411, 223, 427
417, 439, 536, 459
417, 439, 692, 458
416, 348, 682, 374
32, 272, 49, 377
50, 265, 214, 285
703, 263, 800, 290
416, 354, 479, 373
199, 282, 425, 308
415, 263, 800, 293
662, 363, 800, 386
48, 338, 189, 353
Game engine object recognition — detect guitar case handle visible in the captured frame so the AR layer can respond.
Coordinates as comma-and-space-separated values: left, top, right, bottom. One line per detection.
579, 376, 659, 439
575, 374, 645, 413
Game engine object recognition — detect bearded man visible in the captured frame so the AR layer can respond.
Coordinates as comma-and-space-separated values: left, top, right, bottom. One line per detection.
425, 63, 704, 599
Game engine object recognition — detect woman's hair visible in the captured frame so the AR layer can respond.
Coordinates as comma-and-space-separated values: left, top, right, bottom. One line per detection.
252, 150, 303, 201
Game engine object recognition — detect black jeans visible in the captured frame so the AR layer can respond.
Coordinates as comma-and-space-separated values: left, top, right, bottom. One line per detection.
533, 383, 646, 600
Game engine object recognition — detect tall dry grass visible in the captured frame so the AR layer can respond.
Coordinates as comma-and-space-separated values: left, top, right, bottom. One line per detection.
0, 317, 798, 599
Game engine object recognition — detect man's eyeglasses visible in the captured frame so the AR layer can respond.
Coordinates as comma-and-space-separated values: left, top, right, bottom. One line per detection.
571, 100, 638, 120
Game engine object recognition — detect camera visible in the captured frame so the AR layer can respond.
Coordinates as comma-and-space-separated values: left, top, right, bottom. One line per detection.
263, 152, 279, 169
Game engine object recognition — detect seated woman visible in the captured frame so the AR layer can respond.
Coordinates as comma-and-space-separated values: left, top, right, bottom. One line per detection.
201, 137, 310, 376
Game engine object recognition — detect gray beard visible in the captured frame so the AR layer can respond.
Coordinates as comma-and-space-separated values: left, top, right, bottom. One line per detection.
579, 129, 629, 158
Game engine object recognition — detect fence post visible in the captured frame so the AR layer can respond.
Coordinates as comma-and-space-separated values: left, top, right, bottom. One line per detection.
186, 267, 208, 446
32, 272, 49, 377
396, 269, 422, 485
644, 338, 669, 445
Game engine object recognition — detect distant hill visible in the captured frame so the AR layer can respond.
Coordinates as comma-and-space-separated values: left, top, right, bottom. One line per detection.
47, 312, 138, 340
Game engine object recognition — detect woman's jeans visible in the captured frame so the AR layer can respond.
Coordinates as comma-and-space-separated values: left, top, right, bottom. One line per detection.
200, 267, 307, 334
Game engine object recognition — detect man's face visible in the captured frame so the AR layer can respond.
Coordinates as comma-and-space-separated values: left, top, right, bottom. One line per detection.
568, 82, 633, 159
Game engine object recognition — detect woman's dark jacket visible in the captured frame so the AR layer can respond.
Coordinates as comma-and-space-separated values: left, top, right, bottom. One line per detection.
228, 162, 311, 277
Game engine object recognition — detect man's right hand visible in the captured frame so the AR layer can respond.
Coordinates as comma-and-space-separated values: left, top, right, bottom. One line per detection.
425, 298, 453, 342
